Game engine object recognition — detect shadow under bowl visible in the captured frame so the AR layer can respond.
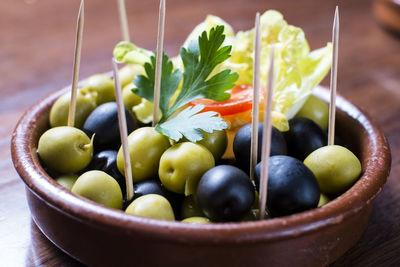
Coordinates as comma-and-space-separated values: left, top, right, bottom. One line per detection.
11, 85, 391, 267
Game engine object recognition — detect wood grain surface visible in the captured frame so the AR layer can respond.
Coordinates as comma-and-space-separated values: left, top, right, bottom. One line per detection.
1, 0, 399, 266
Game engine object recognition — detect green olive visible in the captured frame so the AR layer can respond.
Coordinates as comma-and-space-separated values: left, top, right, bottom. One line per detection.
117, 127, 170, 183
49, 91, 96, 129
181, 195, 204, 219
122, 83, 142, 118
119, 64, 144, 87
304, 145, 362, 195
71, 170, 123, 209
125, 194, 175, 220
55, 174, 79, 190
193, 130, 227, 162
159, 142, 215, 195
318, 193, 330, 207
296, 95, 329, 131
181, 217, 210, 224
80, 74, 115, 105
38, 126, 93, 173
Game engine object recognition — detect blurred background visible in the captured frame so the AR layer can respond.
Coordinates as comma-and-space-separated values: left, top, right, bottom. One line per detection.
0, 0, 399, 266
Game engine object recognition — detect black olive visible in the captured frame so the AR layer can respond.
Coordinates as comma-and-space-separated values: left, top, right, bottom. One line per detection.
233, 123, 287, 173
133, 179, 165, 198
83, 102, 137, 151
284, 117, 327, 161
87, 150, 119, 177
86, 150, 126, 197
197, 165, 255, 222
254, 155, 320, 217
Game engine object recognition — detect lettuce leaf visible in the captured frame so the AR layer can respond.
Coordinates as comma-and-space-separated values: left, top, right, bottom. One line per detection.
113, 41, 153, 65
224, 10, 332, 123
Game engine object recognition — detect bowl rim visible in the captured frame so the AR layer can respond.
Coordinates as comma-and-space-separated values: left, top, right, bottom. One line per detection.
11, 84, 391, 244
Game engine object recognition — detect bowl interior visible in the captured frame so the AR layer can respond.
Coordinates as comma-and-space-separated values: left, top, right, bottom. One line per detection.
11, 85, 391, 243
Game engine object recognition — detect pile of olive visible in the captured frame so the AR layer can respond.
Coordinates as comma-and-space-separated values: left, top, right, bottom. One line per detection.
37, 70, 224, 222
37, 70, 362, 223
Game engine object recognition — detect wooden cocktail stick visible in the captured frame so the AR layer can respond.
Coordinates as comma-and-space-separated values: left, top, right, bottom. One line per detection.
152, 0, 165, 127
258, 48, 275, 220
68, 0, 84, 127
112, 58, 134, 201
328, 6, 339, 146
250, 12, 261, 181
118, 0, 130, 42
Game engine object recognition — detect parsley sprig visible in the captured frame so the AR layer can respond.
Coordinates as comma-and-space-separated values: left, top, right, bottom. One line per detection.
165, 26, 237, 119
118, 25, 238, 142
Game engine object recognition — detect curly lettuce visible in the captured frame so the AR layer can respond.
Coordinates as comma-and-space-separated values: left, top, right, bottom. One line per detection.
225, 10, 332, 126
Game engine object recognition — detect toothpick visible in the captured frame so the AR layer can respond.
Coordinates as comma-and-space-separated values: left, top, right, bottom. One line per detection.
259, 48, 275, 220
118, 0, 130, 42
68, 0, 84, 127
250, 12, 261, 180
328, 6, 339, 146
112, 58, 134, 201
152, 0, 165, 127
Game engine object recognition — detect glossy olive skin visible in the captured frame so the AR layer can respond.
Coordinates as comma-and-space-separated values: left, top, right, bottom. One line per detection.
49, 91, 96, 129
133, 179, 165, 198
117, 127, 171, 182
179, 130, 227, 162
71, 170, 123, 209
159, 142, 215, 195
38, 126, 93, 173
83, 102, 137, 151
181, 195, 205, 219
80, 74, 115, 105
197, 130, 227, 162
284, 117, 327, 161
86, 150, 126, 196
254, 155, 320, 217
55, 174, 79, 190
125, 194, 175, 221
233, 123, 287, 172
122, 83, 142, 118
296, 95, 329, 131
304, 145, 362, 195
197, 165, 255, 222
181, 217, 210, 224
87, 150, 119, 176
318, 193, 330, 207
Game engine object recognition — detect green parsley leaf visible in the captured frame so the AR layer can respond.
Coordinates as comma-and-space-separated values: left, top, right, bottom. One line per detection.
166, 25, 238, 119
155, 105, 228, 142
132, 25, 237, 142
133, 53, 182, 116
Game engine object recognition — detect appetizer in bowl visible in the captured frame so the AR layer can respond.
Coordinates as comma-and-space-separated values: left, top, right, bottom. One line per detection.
11, 10, 391, 266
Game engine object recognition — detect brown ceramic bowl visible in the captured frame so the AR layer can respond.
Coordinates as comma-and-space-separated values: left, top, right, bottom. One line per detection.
11, 85, 391, 267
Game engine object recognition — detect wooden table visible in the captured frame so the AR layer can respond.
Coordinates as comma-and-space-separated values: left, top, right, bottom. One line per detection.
1, 0, 399, 266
